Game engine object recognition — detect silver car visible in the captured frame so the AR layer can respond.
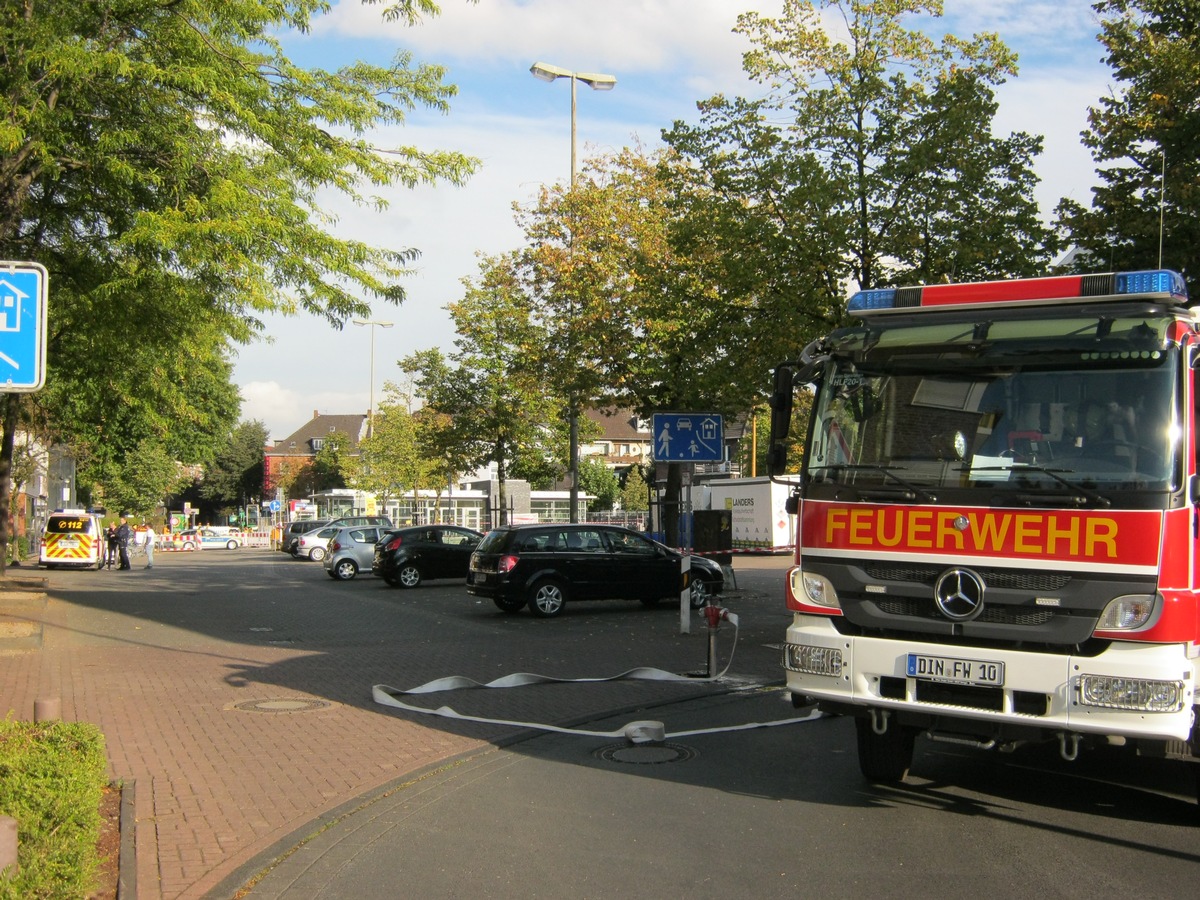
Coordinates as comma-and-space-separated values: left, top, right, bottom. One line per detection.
323, 525, 386, 580
294, 525, 338, 562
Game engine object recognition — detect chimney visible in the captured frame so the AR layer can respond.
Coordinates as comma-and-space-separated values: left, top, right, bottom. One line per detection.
313, 409, 319, 419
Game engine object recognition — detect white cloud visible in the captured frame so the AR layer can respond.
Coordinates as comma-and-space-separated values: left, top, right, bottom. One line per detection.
315, 0, 778, 84
237, 0, 1116, 438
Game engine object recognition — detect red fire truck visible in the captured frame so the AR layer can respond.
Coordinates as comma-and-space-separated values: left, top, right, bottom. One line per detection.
767, 269, 1200, 804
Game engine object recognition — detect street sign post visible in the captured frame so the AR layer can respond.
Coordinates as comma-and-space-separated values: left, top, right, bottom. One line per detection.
651, 412, 724, 462
0, 262, 48, 392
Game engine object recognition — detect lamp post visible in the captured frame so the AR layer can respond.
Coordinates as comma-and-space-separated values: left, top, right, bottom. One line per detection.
352, 318, 394, 437
529, 61, 616, 523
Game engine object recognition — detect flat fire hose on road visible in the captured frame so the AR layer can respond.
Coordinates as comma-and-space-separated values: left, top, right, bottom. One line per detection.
371, 608, 824, 743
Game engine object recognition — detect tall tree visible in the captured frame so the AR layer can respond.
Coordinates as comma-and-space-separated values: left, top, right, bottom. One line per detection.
1057, 0, 1200, 284
666, 0, 1054, 318
404, 254, 565, 525
198, 420, 270, 517
0, 0, 478, 568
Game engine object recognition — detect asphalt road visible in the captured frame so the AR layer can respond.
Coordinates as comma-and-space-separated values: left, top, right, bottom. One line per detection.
14, 548, 1200, 899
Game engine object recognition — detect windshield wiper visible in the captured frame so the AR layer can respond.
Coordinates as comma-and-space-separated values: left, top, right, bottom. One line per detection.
966, 464, 1112, 508
810, 464, 937, 503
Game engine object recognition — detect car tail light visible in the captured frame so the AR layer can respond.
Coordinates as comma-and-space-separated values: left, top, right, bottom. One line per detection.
384, 535, 404, 552
330, 540, 342, 552
497, 554, 519, 574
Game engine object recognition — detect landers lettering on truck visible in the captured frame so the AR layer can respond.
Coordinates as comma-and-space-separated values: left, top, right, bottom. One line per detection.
765, 269, 1200, 809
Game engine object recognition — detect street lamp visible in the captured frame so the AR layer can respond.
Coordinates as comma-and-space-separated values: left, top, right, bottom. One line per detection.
352, 318, 394, 437
530, 61, 616, 523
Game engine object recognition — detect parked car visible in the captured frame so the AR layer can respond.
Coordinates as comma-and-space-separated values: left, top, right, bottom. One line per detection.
466, 524, 723, 617
280, 520, 332, 555
323, 525, 389, 580
294, 526, 339, 561
372, 525, 484, 588
177, 528, 241, 550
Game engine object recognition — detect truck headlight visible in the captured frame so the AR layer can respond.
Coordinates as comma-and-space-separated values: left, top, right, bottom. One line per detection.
784, 643, 843, 676
1094, 594, 1157, 631
790, 568, 840, 609
1078, 675, 1184, 712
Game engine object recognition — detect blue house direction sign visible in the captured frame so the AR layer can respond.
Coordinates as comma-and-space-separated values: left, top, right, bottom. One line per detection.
651, 412, 724, 463
0, 262, 48, 392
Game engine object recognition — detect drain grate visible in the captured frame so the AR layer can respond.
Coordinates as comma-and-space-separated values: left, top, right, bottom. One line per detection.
232, 698, 331, 713
595, 742, 697, 765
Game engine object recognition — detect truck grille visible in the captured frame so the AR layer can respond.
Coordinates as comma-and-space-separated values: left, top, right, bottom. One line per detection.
875, 598, 1056, 626
864, 563, 1070, 592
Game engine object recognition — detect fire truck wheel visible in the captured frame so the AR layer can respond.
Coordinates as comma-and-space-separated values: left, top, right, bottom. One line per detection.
855, 715, 915, 783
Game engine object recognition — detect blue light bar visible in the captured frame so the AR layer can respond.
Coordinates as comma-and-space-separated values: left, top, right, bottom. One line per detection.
847, 288, 897, 313
1114, 269, 1188, 298
846, 268, 1189, 317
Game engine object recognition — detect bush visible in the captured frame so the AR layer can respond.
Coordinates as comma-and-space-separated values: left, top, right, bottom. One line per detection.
0, 719, 107, 899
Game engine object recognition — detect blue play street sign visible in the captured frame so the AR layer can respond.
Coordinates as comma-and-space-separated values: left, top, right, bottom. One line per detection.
651, 412, 724, 462
0, 261, 48, 392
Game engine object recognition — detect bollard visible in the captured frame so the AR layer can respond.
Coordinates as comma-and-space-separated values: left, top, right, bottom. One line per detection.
33, 697, 61, 722
0, 815, 17, 879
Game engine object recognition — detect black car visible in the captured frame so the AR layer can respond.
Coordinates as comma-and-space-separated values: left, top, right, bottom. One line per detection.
372, 524, 484, 588
466, 523, 724, 617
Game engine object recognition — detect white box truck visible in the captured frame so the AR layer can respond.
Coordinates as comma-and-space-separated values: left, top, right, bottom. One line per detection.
705, 478, 795, 552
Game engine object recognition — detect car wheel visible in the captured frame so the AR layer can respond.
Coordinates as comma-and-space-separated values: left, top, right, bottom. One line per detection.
226, 540, 238, 550
333, 559, 358, 580
309, 547, 327, 562
528, 579, 567, 618
689, 577, 714, 609
493, 597, 525, 614
183, 541, 195, 551
398, 564, 422, 588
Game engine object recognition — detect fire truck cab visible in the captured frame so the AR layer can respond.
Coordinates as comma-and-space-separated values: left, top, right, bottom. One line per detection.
768, 270, 1200, 805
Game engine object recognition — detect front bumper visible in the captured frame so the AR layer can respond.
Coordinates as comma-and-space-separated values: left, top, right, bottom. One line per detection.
784, 615, 1197, 742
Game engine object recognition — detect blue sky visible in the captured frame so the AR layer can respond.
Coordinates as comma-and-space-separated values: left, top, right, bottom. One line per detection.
237, 0, 1113, 438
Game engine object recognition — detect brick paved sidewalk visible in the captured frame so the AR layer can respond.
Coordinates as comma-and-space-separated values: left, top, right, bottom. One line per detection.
0, 555, 790, 899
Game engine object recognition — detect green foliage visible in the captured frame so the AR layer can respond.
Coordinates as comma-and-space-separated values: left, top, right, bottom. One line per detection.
357, 381, 440, 505
578, 456, 620, 511
619, 464, 651, 512
101, 436, 191, 515
199, 420, 270, 511
1056, 0, 1200, 285
0, 0, 478, 546
405, 255, 567, 523
0, 720, 108, 899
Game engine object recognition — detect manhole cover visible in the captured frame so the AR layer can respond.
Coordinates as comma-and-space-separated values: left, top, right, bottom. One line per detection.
232, 698, 332, 713
595, 742, 697, 765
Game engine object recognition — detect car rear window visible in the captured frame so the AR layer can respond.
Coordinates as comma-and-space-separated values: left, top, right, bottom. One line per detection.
476, 529, 514, 553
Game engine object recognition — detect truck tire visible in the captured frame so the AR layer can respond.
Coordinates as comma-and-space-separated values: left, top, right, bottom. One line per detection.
855, 715, 915, 783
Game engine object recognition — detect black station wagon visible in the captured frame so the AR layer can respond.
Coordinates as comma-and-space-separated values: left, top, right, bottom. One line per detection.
466, 523, 724, 617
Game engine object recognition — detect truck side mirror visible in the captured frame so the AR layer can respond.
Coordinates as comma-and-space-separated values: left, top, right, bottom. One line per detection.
767, 365, 796, 476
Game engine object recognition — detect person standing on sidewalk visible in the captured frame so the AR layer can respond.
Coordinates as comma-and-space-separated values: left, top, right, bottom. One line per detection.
144, 525, 156, 569
105, 524, 119, 569
116, 515, 133, 570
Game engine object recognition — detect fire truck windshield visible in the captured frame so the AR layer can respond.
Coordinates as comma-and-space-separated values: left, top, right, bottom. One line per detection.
805, 312, 1181, 505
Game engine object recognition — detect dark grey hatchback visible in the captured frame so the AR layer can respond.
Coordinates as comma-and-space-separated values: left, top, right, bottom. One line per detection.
466, 523, 723, 617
